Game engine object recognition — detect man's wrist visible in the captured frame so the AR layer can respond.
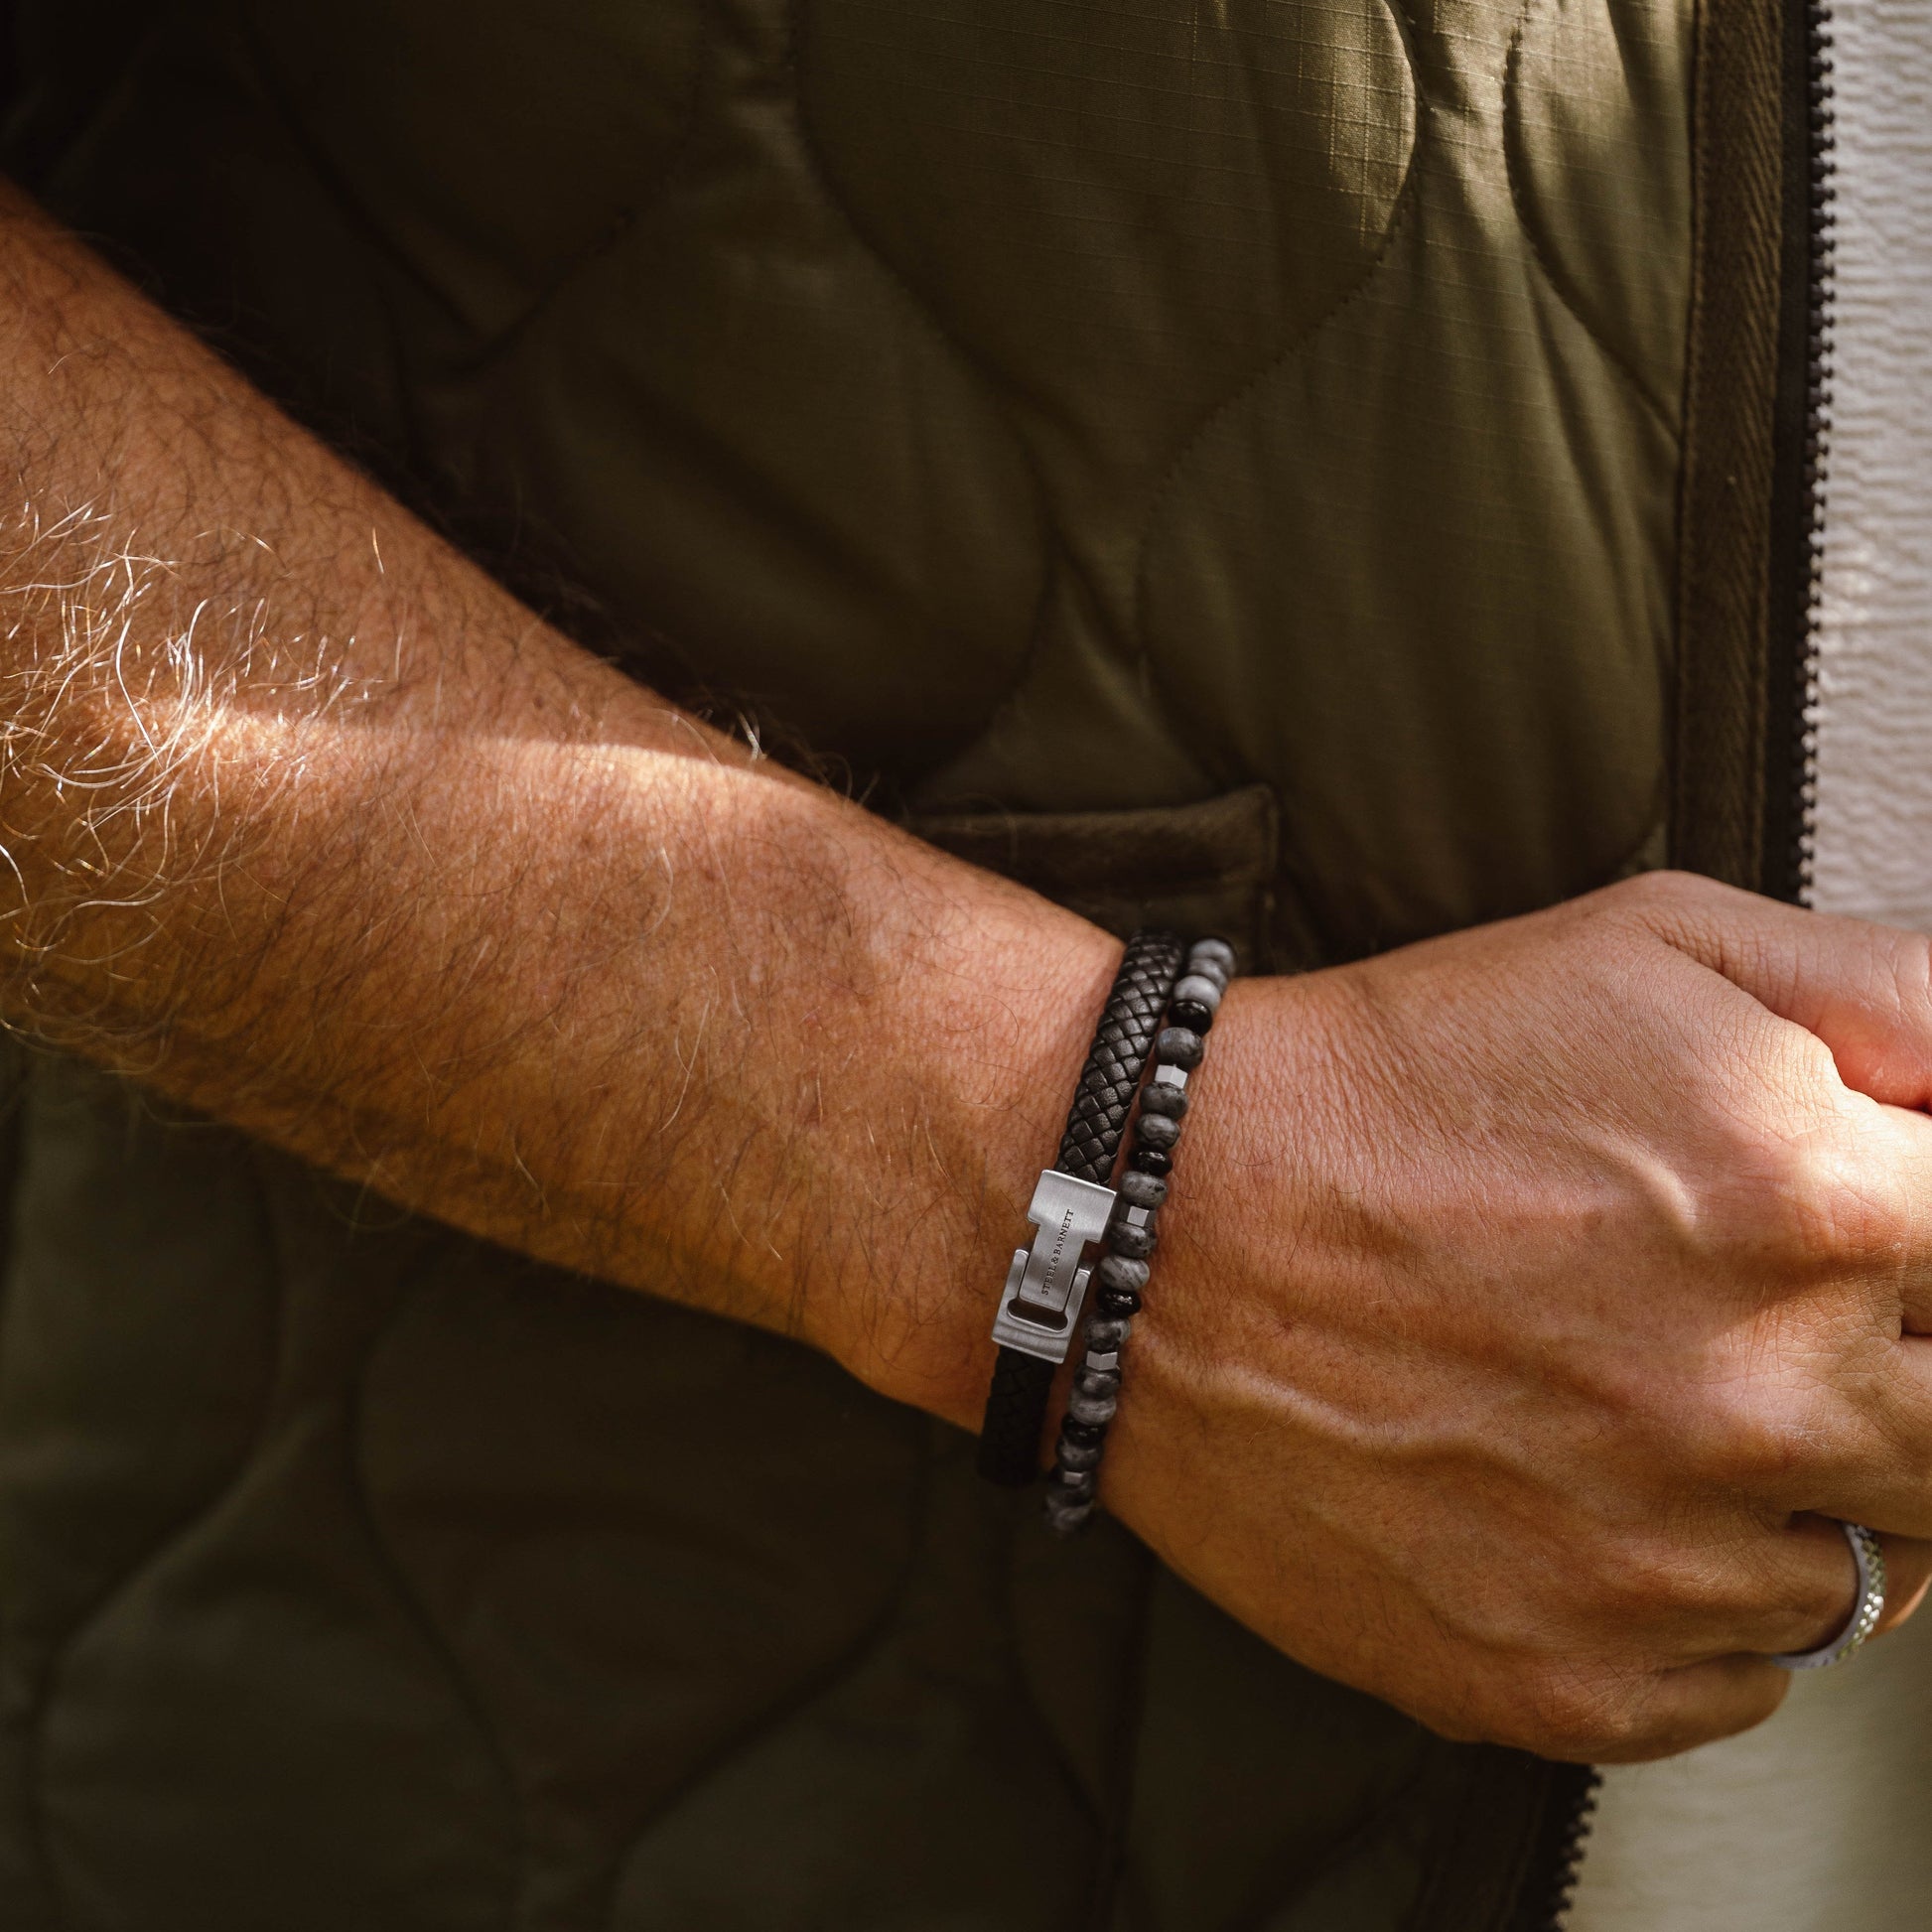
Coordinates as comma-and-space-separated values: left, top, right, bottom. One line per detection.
800, 902, 1125, 1433
1085, 969, 1348, 1543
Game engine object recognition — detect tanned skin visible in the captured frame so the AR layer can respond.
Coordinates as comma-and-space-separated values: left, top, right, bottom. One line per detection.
7, 182, 1932, 1765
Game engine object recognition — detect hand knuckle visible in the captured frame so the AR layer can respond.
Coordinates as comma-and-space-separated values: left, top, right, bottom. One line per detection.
1603, 869, 1702, 917
1520, 1667, 1646, 1760
1729, 1130, 1903, 1279
1591, 1535, 1723, 1623
1808, 1170, 1908, 1278
1578, 1531, 1671, 1613
1691, 1386, 1829, 1490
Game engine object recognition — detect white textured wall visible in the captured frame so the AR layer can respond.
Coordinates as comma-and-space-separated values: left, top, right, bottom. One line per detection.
1808, 0, 1932, 924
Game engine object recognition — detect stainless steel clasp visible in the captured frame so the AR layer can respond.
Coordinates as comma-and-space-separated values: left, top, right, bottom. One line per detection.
989, 1169, 1117, 1364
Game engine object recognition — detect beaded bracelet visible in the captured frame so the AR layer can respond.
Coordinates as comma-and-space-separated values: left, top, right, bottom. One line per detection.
1043, 936, 1236, 1536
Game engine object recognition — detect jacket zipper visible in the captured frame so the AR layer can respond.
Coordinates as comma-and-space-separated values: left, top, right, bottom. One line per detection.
1791, 0, 1838, 908
1516, 1, 1840, 1924
1764, 0, 1839, 902
1510, 1761, 1599, 1932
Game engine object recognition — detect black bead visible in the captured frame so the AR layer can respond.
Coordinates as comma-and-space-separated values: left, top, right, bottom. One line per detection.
1060, 1417, 1107, 1449
1095, 1284, 1143, 1317
1130, 1147, 1172, 1177
1169, 999, 1214, 1035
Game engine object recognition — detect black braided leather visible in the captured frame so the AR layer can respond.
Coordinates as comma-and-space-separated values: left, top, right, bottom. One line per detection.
978, 1348, 1058, 1487
977, 931, 1184, 1487
1056, 931, 1187, 1182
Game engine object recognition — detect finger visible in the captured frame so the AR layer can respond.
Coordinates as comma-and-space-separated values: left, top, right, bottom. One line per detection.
1578, 1655, 1791, 1765
1860, 1341, 1932, 1528
1729, 1518, 1932, 1658
1622, 1515, 1876, 1662
1777, 1102, 1932, 1495
1861, 1103, 1932, 1334
1873, 1533, 1932, 1639
1569, 1531, 1927, 1765
1692, 1514, 1932, 1653
1616, 874, 1932, 1111
1478, 1515, 1917, 1762
1625, 1517, 1928, 1667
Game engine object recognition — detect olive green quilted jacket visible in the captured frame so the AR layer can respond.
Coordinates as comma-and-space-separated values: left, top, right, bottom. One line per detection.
0, 0, 1813, 1926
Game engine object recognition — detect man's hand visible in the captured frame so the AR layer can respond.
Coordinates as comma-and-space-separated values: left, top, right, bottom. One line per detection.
1105, 873, 1932, 1761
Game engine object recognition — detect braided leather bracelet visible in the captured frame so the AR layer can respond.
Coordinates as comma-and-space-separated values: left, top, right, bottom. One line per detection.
975, 930, 1185, 1487
1044, 937, 1236, 1534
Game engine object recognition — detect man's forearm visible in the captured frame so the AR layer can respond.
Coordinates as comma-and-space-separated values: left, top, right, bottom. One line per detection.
0, 182, 1118, 1421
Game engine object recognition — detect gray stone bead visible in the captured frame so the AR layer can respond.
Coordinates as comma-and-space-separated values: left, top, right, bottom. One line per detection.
1044, 1492, 1094, 1537
1136, 1112, 1181, 1150
1109, 1220, 1158, 1260
1173, 972, 1223, 1014
1074, 1364, 1122, 1400
1098, 1254, 1150, 1293
1191, 937, 1237, 974
1068, 1387, 1119, 1426
1051, 1465, 1098, 1501
1084, 1314, 1133, 1351
1137, 1083, 1188, 1119
1119, 1168, 1170, 1207
1057, 1438, 1103, 1472
1156, 1027, 1204, 1070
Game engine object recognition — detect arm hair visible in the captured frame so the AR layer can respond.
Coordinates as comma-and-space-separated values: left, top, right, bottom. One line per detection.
0, 181, 1118, 1423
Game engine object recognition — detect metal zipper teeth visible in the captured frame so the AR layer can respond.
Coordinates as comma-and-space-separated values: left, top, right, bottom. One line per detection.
1794, 0, 1839, 908
1524, 1763, 1599, 1932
